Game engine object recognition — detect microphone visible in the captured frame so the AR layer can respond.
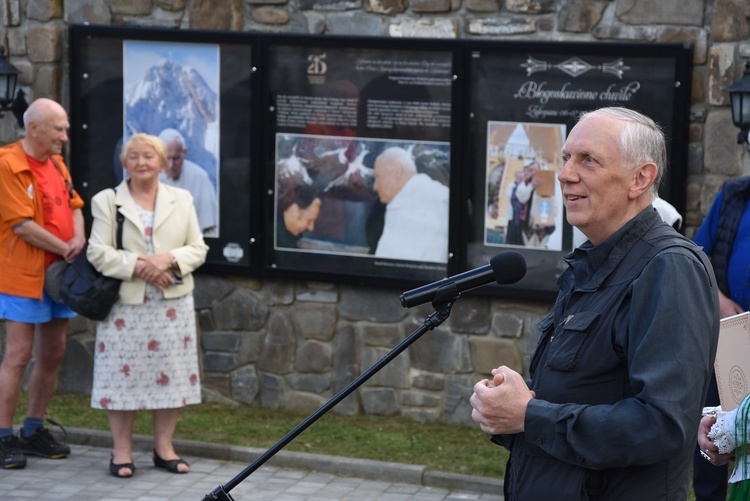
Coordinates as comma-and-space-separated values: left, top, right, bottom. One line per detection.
400, 251, 527, 308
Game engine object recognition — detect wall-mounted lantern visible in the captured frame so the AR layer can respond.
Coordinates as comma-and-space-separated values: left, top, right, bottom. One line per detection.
0, 47, 28, 127
728, 61, 750, 148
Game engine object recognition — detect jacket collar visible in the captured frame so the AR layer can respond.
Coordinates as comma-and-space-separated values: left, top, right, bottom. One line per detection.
114, 179, 177, 232
565, 207, 660, 292
0, 141, 41, 174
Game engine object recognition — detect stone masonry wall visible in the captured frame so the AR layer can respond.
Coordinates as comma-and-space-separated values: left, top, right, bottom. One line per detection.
1, 0, 749, 427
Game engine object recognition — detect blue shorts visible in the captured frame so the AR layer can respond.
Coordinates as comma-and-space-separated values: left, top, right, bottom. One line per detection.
0, 291, 77, 324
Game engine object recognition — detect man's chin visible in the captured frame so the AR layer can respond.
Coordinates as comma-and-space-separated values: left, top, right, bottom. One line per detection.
566, 214, 578, 225
566, 217, 587, 232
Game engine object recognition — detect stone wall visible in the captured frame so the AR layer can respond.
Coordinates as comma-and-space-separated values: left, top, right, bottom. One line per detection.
1, 0, 749, 427
56, 273, 549, 426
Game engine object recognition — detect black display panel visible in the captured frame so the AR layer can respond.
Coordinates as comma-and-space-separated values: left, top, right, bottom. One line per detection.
69, 27, 692, 297
69, 25, 257, 270
259, 36, 462, 288
463, 41, 692, 300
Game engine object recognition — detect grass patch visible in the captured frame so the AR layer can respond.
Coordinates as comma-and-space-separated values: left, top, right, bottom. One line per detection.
24, 394, 701, 498
26, 393, 508, 479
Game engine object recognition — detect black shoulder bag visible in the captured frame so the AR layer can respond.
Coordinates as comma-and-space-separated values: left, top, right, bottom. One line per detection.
60, 189, 124, 321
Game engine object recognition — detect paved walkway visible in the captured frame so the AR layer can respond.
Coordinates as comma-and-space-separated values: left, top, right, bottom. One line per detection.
2, 428, 504, 501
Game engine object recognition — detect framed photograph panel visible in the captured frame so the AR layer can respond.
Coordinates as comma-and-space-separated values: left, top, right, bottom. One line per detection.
69, 25, 257, 270
259, 36, 462, 288
122, 40, 221, 237
69, 28, 693, 293
485, 121, 566, 251
463, 41, 692, 300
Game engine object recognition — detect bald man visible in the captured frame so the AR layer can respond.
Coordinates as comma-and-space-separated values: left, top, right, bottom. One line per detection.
0, 98, 84, 469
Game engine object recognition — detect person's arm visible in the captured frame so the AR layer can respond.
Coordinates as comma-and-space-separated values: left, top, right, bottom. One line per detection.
692, 192, 742, 319
202, 177, 219, 233
63, 208, 86, 262
137, 190, 208, 286
186, 164, 219, 234
698, 410, 736, 466
165, 191, 209, 274
699, 254, 742, 318
6, 160, 86, 262
472, 367, 534, 436
483, 249, 717, 469
12, 219, 68, 257
693, 190, 722, 255
86, 191, 139, 280
717, 288, 744, 318
506, 182, 515, 200
133, 253, 174, 290
515, 182, 534, 204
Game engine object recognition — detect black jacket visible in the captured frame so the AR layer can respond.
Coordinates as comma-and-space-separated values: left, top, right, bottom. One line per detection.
494, 208, 720, 500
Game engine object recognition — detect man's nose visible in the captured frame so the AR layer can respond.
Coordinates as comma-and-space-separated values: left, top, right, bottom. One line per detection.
558, 162, 576, 183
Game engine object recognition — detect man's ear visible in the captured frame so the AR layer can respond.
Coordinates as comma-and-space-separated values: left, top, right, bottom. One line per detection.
630, 162, 658, 199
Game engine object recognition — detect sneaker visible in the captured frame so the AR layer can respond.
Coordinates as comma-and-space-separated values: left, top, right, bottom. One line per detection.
18, 426, 70, 459
0, 434, 27, 469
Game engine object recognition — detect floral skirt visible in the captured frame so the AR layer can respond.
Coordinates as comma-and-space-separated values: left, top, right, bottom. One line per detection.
90, 287, 201, 411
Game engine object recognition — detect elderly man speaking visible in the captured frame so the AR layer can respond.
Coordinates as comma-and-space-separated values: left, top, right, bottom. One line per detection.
470, 107, 720, 500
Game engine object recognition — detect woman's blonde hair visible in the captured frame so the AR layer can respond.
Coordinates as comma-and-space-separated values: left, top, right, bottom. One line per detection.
120, 133, 168, 168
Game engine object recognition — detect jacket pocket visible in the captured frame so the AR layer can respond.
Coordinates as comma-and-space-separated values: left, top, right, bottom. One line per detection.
530, 314, 555, 374
545, 311, 600, 372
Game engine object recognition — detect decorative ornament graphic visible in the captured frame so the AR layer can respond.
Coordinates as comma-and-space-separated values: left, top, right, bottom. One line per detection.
730, 365, 748, 404
522, 56, 630, 79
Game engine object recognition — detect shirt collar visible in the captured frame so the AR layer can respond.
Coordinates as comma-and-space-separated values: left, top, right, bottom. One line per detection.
565, 207, 660, 289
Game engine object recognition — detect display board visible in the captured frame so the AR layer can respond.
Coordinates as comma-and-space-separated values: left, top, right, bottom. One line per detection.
260, 36, 461, 287
69, 26, 692, 297
462, 41, 692, 299
69, 25, 257, 270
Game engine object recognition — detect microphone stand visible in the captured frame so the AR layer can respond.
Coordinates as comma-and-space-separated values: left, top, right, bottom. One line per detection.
202, 284, 461, 501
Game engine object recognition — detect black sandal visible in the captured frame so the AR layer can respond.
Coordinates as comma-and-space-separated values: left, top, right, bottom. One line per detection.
109, 456, 135, 478
153, 449, 189, 474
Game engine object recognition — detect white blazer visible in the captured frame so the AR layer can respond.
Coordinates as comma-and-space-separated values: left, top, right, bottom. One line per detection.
87, 180, 209, 304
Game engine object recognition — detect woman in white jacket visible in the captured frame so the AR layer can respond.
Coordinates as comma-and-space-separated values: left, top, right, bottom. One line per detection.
87, 133, 208, 478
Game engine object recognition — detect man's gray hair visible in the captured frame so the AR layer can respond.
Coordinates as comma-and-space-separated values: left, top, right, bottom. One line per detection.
579, 107, 666, 199
158, 128, 187, 150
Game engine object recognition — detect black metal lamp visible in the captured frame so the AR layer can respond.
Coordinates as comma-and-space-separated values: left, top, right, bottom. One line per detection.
0, 47, 27, 127
728, 61, 750, 147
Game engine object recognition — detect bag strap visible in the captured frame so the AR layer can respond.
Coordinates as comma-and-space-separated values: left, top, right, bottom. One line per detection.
115, 207, 124, 250
110, 188, 124, 251
49, 156, 75, 199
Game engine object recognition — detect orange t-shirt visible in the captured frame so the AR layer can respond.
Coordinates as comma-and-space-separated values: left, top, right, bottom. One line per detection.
0, 142, 84, 298
27, 155, 75, 269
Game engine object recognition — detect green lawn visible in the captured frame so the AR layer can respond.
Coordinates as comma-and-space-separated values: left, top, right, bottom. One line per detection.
31, 393, 508, 479
27, 393, 703, 498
